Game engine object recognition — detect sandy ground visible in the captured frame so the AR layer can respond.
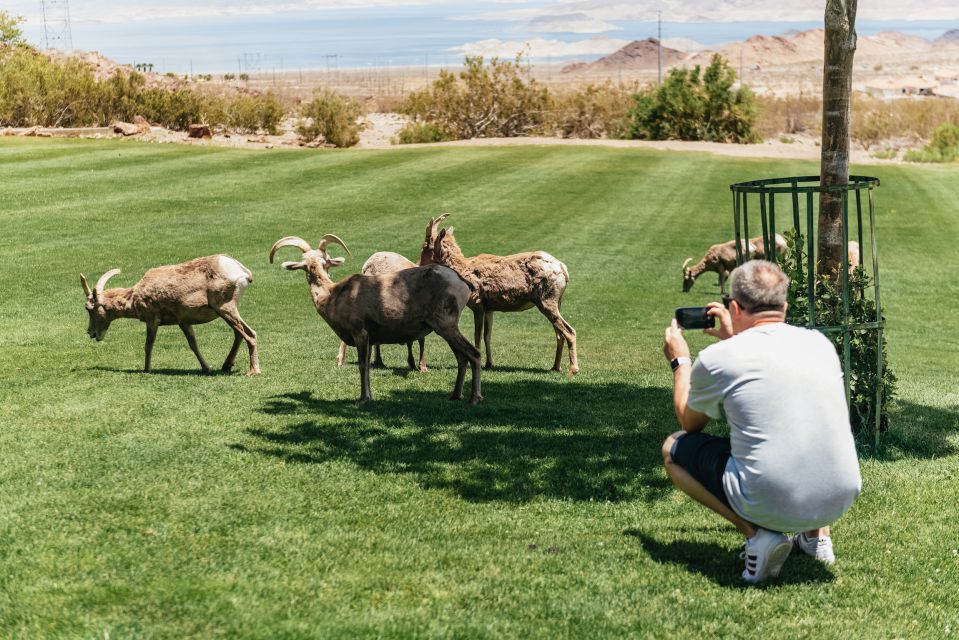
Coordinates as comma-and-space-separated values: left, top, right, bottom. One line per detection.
1, 113, 895, 164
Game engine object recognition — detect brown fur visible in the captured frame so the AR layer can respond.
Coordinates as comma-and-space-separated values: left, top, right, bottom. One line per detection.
80, 255, 260, 375
432, 223, 579, 374
271, 234, 482, 404
335, 214, 449, 370
682, 234, 788, 293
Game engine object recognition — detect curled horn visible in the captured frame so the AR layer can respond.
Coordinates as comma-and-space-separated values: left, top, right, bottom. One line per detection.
95, 269, 121, 293
80, 273, 92, 297
682, 258, 693, 273
318, 234, 351, 257
269, 236, 312, 263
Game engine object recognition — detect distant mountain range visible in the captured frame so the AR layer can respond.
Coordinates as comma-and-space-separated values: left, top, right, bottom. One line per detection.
563, 28, 959, 74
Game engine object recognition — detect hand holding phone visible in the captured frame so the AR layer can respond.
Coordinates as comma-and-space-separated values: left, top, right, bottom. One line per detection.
675, 307, 715, 330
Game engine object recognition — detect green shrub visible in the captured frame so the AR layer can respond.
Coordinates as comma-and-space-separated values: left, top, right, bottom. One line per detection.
297, 89, 362, 148
0, 10, 25, 45
395, 121, 450, 144
226, 92, 284, 134
903, 123, 959, 163
548, 82, 634, 139
779, 229, 896, 438
626, 55, 759, 143
400, 55, 549, 140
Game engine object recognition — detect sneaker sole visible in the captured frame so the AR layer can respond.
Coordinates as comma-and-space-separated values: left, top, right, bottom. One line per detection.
765, 541, 793, 579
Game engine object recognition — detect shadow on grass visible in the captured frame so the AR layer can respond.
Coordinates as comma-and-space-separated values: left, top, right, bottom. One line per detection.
87, 365, 225, 377
625, 529, 835, 588
236, 379, 674, 503
864, 400, 959, 461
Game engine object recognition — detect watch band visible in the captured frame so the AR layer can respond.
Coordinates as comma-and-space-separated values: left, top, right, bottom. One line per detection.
670, 356, 691, 371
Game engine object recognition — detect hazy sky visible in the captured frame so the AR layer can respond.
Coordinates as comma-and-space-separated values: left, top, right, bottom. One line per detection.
7, 0, 959, 25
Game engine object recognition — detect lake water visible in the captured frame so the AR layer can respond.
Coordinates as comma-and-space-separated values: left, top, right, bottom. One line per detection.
17, 5, 959, 75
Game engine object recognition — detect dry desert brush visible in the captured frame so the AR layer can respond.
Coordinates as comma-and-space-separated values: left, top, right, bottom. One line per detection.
270, 234, 482, 404
398, 54, 549, 142
80, 256, 260, 375
297, 89, 363, 148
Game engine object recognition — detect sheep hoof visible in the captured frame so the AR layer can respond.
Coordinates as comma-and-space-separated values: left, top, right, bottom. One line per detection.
246, 369, 261, 377
220, 364, 233, 373
469, 395, 484, 405
358, 396, 372, 404
449, 392, 463, 401
483, 362, 495, 370
419, 365, 429, 373
569, 366, 580, 375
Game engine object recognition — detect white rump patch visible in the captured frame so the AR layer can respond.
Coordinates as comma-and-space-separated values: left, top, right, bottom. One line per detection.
218, 255, 252, 290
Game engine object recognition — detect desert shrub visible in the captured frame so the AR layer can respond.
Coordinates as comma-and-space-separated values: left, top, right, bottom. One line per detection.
548, 82, 634, 139
226, 92, 284, 134
903, 123, 959, 162
395, 121, 449, 144
625, 55, 759, 143
852, 94, 959, 149
1, 10, 25, 45
400, 55, 549, 141
297, 89, 362, 147
779, 229, 896, 439
755, 92, 822, 138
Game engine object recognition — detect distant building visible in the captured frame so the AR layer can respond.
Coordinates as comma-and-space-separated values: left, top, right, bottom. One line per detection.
864, 76, 939, 98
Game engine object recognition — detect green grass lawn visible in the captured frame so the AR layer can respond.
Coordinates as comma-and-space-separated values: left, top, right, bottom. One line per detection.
1, 138, 957, 639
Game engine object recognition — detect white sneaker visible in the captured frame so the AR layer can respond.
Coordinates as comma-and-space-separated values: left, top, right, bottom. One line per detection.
792, 532, 836, 565
741, 528, 792, 584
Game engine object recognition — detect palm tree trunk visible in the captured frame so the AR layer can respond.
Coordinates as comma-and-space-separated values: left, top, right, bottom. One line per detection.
819, 0, 858, 275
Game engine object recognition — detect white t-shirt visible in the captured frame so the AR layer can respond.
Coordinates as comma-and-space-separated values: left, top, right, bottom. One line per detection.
687, 322, 862, 532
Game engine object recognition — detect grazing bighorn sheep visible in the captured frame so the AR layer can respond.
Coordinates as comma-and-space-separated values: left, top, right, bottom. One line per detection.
270, 233, 482, 404
847, 240, 861, 271
335, 214, 450, 371
431, 220, 579, 374
682, 234, 788, 293
80, 256, 260, 374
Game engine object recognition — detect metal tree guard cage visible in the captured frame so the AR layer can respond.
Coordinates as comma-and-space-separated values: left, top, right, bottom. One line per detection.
729, 175, 885, 443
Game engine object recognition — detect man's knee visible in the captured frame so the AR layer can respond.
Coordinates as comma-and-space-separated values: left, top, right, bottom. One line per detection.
662, 431, 686, 463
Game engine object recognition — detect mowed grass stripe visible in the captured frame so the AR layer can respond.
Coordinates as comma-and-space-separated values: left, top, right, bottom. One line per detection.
1, 138, 957, 638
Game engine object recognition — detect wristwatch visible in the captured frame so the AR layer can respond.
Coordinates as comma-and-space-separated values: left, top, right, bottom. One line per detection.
670, 357, 691, 372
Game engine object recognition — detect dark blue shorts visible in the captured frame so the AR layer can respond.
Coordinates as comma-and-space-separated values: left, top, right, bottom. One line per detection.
670, 433, 732, 508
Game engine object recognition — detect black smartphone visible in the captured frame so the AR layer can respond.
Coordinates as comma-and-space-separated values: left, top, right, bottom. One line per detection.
675, 307, 715, 330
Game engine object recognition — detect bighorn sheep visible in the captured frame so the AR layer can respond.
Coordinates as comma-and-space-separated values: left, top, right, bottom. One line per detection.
270, 233, 482, 403
335, 214, 449, 371
847, 240, 861, 270
682, 234, 788, 293
80, 256, 260, 374
432, 220, 579, 374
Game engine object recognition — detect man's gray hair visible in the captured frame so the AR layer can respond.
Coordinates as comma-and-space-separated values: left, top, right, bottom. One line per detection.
730, 260, 790, 312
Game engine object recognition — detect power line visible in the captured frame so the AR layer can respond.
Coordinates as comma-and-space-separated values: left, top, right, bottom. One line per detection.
40, 0, 73, 51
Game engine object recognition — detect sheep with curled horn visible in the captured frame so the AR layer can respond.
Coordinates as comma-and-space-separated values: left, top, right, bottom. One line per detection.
431, 218, 579, 374
80, 255, 260, 374
335, 213, 450, 371
271, 232, 482, 404
682, 234, 788, 293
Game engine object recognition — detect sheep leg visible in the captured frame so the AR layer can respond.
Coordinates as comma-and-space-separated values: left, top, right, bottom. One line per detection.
179, 323, 212, 373
718, 268, 727, 293
472, 307, 484, 352
355, 334, 373, 403
552, 328, 564, 372
337, 341, 347, 367
221, 328, 243, 373
417, 337, 428, 373
406, 342, 416, 371
483, 311, 494, 370
214, 303, 260, 376
372, 344, 386, 369
435, 327, 482, 404
536, 301, 579, 375
144, 322, 159, 373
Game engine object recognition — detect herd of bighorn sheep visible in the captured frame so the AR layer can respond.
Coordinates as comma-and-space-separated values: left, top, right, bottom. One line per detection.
81, 214, 862, 402
81, 214, 577, 404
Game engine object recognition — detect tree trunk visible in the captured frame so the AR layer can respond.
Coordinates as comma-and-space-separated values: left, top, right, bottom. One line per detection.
819, 0, 857, 275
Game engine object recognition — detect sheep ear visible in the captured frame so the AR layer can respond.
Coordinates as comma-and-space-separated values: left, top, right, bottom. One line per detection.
327, 257, 346, 268
282, 260, 306, 271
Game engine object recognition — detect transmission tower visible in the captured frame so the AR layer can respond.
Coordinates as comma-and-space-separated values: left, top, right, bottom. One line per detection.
40, 0, 74, 51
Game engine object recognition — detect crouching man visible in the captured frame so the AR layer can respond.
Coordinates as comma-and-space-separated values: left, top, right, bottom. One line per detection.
662, 260, 861, 583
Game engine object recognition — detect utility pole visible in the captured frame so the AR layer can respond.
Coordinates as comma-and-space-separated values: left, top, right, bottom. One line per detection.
40, 0, 74, 51
657, 10, 662, 86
